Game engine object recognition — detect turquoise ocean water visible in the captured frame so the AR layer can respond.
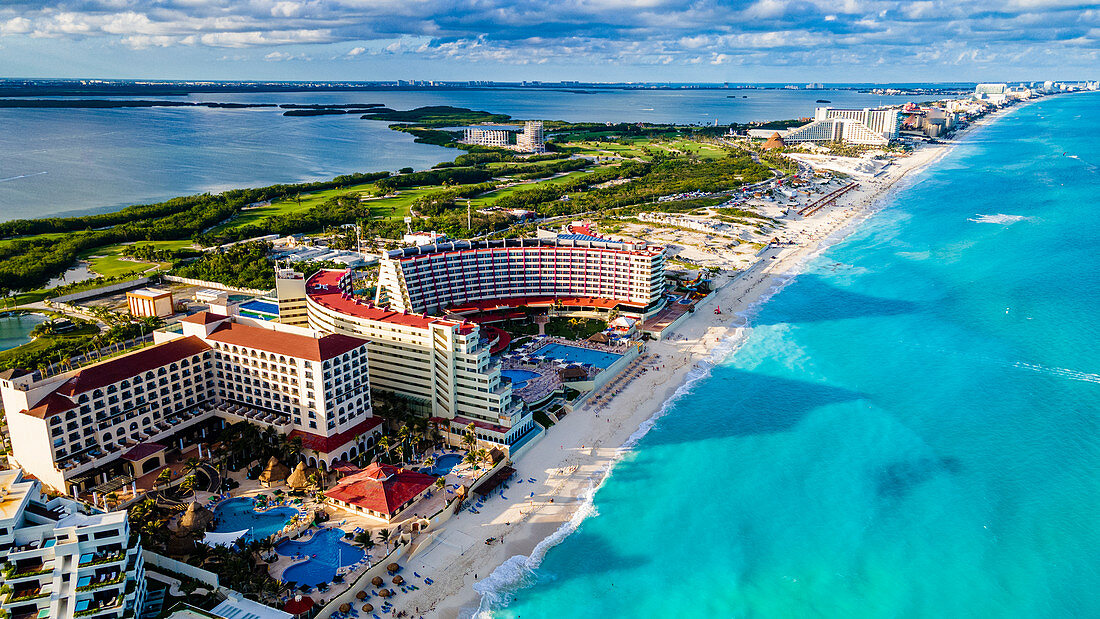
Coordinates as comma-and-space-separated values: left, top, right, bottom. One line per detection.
479, 91, 1100, 617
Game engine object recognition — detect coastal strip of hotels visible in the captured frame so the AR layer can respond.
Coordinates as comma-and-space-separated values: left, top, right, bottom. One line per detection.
0, 81, 1089, 619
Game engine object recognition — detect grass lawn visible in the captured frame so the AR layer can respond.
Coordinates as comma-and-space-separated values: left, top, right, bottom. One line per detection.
208, 181, 383, 234
81, 244, 167, 278
0, 320, 99, 369
0, 231, 79, 249
467, 167, 613, 207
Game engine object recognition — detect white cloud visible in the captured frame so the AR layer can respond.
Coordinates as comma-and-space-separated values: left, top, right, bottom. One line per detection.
346, 46, 366, 56
264, 50, 310, 61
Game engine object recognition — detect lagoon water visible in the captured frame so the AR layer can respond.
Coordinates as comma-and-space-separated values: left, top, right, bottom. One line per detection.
0, 87, 922, 221
484, 92, 1100, 618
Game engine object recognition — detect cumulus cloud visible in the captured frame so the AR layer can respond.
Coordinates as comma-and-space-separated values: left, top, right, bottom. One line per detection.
0, 0, 1095, 71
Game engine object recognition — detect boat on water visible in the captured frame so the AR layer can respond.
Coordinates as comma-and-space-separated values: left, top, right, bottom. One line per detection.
816, 99, 832, 103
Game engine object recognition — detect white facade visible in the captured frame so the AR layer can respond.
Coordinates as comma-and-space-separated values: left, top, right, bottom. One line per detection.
515, 121, 546, 152
375, 238, 666, 316
279, 269, 536, 449
0, 315, 377, 494
0, 470, 145, 619
462, 128, 511, 148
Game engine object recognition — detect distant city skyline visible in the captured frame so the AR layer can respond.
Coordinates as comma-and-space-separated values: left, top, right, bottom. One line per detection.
1, 0, 1097, 82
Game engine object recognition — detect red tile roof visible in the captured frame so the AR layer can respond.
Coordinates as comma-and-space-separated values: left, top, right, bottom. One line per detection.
25, 392, 75, 419
180, 311, 226, 325
21, 337, 213, 419
288, 416, 383, 454
431, 415, 510, 435
205, 320, 366, 362
306, 270, 461, 330
282, 596, 315, 616
121, 442, 166, 462
325, 462, 436, 517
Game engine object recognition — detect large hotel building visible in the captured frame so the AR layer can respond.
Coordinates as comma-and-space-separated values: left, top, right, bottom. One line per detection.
0, 314, 380, 496
0, 469, 146, 619
375, 237, 666, 316
276, 236, 666, 451
782, 107, 901, 146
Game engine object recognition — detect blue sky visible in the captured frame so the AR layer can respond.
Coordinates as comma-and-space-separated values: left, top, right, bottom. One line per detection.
1, 1, 1097, 82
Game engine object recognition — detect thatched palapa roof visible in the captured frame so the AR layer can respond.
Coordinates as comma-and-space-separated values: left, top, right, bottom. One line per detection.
178, 501, 214, 532
763, 132, 786, 150
258, 456, 290, 484
287, 461, 310, 489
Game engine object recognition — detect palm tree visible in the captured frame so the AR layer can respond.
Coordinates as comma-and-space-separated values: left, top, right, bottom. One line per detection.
434, 477, 446, 497
184, 458, 201, 475
462, 422, 477, 451
155, 468, 173, 490
378, 528, 390, 552
104, 492, 119, 510
377, 435, 393, 463
180, 474, 198, 497
397, 424, 411, 461
475, 448, 490, 464
423, 456, 436, 469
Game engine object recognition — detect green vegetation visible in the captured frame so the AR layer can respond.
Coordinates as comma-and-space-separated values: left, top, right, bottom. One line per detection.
0, 99, 784, 296
0, 172, 389, 290
170, 242, 349, 290
0, 314, 167, 374
362, 105, 512, 127
545, 317, 608, 339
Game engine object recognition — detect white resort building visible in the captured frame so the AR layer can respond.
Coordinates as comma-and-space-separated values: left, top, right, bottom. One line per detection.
0, 314, 381, 496
277, 268, 536, 451
374, 237, 666, 317
0, 469, 146, 619
782, 107, 901, 145
462, 120, 546, 152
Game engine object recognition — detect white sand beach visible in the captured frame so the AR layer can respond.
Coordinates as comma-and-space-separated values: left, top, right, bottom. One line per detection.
345, 106, 1024, 619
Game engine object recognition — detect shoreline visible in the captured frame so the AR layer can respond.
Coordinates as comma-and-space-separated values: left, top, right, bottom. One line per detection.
376, 104, 1028, 619
374, 102, 1038, 619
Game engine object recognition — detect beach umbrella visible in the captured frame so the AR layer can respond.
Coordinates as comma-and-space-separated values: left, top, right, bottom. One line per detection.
378, 589, 391, 598
371, 576, 384, 587
356, 591, 367, 600
362, 604, 374, 612
392, 575, 404, 585
386, 563, 400, 573
339, 603, 350, 613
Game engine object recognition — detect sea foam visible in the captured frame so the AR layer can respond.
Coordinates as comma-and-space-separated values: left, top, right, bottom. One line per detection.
968, 213, 1031, 224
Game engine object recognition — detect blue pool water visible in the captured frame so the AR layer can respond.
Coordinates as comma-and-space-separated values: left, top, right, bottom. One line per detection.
277, 528, 365, 586
423, 453, 463, 476
480, 92, 1100, 618
535, 343, 622, 369
238, 299, 280, 320
502, 369, 541, 389
211, 498, 298, 542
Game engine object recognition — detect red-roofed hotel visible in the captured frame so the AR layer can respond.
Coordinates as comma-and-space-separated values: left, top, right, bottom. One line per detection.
0, 313, 382, 495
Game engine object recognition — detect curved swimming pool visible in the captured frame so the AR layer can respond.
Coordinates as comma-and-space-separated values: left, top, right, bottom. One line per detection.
210, 498, 298, 542
422, 452, 463, 476
502, 369, 541, 389
277, 527, 365, 586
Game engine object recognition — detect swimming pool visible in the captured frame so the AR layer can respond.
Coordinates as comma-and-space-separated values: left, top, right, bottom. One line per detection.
422, 453, 463, 476
277, 528, 365, 586
211, 498, 298, 542
238, 299, 280, 321
502, 369, 541, 389
535, 343, 622, 369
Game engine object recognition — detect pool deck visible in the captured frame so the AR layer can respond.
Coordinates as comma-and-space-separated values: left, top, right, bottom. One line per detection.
214, 456, 486, 599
